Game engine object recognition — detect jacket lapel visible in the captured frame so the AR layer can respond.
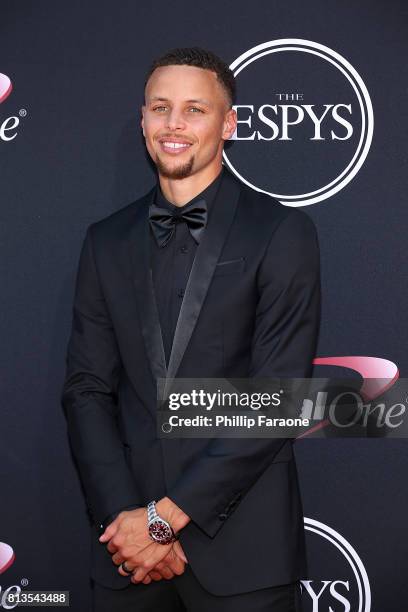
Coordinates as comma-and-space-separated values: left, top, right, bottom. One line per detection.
127, 186, 167, 383
164, 169, 241, 398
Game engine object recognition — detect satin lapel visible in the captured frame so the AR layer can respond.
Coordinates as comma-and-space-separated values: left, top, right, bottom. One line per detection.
126, 187, 167, 385
164, 170, 241, 399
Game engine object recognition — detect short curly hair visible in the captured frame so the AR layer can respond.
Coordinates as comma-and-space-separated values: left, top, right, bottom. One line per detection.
144, 46, 236, 108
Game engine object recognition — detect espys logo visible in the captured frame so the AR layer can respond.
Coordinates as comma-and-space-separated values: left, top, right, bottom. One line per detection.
225, 39, 374, 206
303, 518, 371, 611
0, 73, 26, 142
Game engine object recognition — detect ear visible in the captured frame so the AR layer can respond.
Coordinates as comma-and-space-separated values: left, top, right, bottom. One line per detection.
222, 107, 237, 141
141, 105, 145, 136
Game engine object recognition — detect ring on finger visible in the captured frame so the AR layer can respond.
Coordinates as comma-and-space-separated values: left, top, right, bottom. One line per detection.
120, 561, 134, 575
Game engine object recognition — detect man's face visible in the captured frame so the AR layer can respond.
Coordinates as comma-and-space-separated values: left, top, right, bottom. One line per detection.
141, 65, 236, 179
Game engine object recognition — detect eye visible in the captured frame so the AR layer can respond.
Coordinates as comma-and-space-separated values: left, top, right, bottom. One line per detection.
152, 106, 167, 112
188, 107, 204, 113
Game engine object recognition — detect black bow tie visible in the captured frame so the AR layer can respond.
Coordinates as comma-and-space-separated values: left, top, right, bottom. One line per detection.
149, 199, 207, 248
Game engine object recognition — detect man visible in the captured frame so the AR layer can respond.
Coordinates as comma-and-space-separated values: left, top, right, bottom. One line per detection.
62, 47, 321, 611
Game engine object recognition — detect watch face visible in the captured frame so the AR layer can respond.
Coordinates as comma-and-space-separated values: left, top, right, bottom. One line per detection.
149, 519, 172, 543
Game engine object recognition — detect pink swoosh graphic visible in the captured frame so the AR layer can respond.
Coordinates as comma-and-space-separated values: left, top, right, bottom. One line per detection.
313, 356, 399, 400
0, 542, 15, 574
298, 356, 399, 438
0, 73, 13, 104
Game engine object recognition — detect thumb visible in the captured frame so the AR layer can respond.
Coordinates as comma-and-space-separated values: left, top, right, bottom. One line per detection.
99, 522, 117, 543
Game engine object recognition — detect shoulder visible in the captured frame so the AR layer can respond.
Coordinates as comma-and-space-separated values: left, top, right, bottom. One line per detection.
87, 184, 155, 239
229, 169, 318, 243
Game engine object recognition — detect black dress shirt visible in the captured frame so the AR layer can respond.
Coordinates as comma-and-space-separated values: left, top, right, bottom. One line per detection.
99, 166, 225, 532
150, 166, 225, 366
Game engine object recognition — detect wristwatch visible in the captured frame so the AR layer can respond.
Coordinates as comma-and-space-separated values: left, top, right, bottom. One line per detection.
147, 500, 179, 545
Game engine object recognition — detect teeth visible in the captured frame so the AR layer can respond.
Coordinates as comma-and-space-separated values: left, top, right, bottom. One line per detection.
163, 141, 191, 149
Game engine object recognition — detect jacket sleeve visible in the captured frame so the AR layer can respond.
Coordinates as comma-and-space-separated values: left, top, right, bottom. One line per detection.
61, 225, 142, 528
167, 209, 321, 538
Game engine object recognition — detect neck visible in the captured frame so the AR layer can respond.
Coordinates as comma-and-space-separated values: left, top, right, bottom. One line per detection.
158, 163, 223, 207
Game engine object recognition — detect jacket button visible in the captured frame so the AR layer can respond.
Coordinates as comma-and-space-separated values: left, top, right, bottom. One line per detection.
218, 513, 228, 521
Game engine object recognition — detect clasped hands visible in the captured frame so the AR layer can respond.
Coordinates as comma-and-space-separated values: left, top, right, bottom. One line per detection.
99, 497, 190, 585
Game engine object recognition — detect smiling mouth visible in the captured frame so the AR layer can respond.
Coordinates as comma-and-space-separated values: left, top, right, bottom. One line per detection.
159, 140, 193, 155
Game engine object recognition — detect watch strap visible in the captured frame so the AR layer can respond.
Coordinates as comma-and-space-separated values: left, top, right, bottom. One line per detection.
147, 500, 159, 524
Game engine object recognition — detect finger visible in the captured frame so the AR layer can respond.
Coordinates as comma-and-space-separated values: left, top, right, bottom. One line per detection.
173, 541, 188, 564
167, 558, 184, 576
131, 558, 163, 584
141, 544, 173, 572
111, 552, 124, 566
118, 563, 135, 577
99, 522, 118, 543
164, 548, 185, 575
130, 544, 172, 583
153, 561, 174, 580
158, 566, 175, 579
105, 532, 126, 555
147, 570, 164, 581
142, 575, 152, 585
111, 545, 138, 566
106, 539, 120, 554
131, 568, 149, 584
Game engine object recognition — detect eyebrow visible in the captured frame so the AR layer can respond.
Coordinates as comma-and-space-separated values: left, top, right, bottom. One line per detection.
149, 96, 211, 107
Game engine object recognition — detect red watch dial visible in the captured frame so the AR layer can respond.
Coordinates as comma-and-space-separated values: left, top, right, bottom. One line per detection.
149, 520, 173, 543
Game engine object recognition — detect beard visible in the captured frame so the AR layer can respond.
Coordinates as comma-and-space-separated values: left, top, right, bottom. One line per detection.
155, 152, 195, 179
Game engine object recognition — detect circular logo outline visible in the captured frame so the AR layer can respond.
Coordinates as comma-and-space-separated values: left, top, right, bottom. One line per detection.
304, 517, 371, 611
224, 39, 374, 206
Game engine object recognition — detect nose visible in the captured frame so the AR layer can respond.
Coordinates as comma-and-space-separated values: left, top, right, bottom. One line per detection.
165, 108, 186, 131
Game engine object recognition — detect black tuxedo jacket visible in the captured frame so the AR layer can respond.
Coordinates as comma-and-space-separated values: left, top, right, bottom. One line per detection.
61, 167, 321, 596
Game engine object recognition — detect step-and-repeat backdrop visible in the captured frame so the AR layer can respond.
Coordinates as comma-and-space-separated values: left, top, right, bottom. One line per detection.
1, 1, 407, 610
